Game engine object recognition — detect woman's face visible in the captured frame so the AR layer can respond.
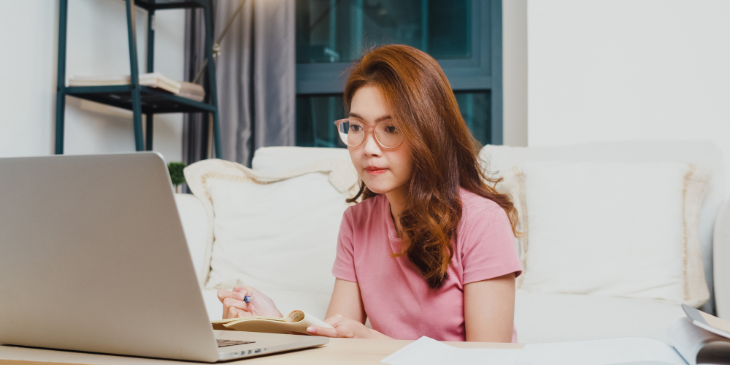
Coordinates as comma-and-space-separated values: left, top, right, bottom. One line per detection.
347, 85, 413, 196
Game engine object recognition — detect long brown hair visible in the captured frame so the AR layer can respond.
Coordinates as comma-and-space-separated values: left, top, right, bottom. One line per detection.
344, 44, 519, 289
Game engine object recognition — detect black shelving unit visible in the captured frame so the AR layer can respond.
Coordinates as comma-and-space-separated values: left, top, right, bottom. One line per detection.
55, 0, 222, 158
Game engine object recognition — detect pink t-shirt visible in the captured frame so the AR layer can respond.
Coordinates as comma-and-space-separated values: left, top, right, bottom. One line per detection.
332, 188, 522, 342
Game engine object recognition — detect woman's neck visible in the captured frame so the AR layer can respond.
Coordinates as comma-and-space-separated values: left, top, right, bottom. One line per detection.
385, 187, 407, 238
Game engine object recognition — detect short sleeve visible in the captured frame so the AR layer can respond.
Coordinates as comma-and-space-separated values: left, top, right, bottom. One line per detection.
332, 207, 358, 282
460, 204, 522, 284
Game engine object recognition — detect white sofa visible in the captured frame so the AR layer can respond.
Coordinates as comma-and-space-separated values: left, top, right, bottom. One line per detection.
174, 140, 730, 343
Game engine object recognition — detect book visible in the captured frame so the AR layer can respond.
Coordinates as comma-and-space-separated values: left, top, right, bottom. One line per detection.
676, 304, 730, 364
178, 81, 205, 102
211, 310, 333, 336
381, 308, 730, 365
69, 72, 183, 94
683, 303, 730, 340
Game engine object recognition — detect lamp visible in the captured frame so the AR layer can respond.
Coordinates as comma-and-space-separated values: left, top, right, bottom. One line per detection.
193, 0, 248, 84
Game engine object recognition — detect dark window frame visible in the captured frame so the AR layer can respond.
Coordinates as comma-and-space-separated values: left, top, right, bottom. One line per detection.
295, 0, 503, 145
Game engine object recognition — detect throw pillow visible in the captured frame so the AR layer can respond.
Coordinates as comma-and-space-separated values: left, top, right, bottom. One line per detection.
184, 159, 358, 298
511, 162, 711, 307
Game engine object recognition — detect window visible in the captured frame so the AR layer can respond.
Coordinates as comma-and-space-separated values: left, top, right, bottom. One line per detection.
295, 0, 502, 147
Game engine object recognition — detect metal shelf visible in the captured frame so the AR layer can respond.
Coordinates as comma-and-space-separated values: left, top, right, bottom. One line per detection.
66, 86, 216, 114
134, 0, 206, 11
55, 0, 222, 157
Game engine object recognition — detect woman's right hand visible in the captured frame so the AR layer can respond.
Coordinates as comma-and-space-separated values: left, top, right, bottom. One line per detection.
217, 286, 283, 319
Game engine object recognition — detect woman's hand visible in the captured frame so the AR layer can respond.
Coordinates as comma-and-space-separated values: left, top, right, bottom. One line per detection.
306, 314, 390, 339
217, 286, 283, 319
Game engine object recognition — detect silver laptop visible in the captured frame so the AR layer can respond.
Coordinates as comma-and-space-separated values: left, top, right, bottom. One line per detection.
0, 152, 328, 362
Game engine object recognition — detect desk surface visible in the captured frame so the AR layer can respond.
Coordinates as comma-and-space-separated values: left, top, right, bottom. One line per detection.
0, 339, 524, 365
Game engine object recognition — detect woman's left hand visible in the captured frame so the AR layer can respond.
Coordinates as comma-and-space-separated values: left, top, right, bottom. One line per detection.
305, 314, 390, 339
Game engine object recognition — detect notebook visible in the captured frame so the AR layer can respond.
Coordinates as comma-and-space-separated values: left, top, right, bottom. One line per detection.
683, 303, 730, 340
211, 310, 333, 335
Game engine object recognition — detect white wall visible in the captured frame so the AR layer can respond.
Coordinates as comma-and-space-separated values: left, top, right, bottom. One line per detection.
0, 0, 185, 162
528, 0, 730, 192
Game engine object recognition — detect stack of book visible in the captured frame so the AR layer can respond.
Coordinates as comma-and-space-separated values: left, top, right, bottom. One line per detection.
178, 81, 205, 102
69, 72, 205, 102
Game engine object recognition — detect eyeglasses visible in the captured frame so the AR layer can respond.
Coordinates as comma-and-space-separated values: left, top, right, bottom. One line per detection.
333, 118, 404, 149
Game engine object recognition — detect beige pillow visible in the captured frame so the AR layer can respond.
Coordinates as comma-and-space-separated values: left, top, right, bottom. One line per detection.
497, 162, 710, 307
183, 158, 359, 290
495, 167, 528, 287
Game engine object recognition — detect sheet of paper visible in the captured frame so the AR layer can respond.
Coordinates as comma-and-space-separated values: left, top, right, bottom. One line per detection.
516, 338, 688, 365
381, 337, 523, 365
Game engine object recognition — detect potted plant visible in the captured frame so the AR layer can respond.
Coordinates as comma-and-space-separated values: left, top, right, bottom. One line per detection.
167, 162, 186, 193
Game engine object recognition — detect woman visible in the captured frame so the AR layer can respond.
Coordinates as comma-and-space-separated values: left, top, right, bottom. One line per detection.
217, 44, 522, 342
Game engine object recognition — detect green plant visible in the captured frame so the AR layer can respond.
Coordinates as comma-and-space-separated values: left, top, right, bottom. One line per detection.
167, 162, 187, 192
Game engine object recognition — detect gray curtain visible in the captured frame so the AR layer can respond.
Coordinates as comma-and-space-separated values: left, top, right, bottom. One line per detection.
184, 0, 296, 166
183, 6, 210, 165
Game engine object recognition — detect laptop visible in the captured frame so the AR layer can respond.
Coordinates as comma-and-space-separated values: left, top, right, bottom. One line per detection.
0, 152, 328, 362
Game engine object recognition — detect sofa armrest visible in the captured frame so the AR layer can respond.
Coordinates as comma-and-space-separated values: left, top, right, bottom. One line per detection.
714, 197, 730, 318
174, 193, 211, 286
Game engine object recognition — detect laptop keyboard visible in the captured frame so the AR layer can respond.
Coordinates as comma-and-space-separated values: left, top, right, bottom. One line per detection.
217, 339, 255, 348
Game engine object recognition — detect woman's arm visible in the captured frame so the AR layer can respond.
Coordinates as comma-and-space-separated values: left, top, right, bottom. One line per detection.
464, 272, 516, 342
307, 278, 390, 339
325, 278, 367, 323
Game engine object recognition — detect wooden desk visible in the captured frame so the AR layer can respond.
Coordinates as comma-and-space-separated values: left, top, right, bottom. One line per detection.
0, 339, 524, 365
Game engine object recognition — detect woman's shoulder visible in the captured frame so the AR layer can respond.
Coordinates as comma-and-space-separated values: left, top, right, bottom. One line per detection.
457, 187, 510, 232
345, 193, 387, 218
459, 187, 504, 216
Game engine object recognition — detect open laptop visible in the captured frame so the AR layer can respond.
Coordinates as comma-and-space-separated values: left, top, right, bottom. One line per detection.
0, 152, 328, 362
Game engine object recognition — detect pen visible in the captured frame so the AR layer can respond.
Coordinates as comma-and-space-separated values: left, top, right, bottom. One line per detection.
243, 295, 252, 303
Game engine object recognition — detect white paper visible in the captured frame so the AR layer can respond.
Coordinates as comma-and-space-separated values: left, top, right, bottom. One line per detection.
516, 338, 688, 365
381, 337, 523, 365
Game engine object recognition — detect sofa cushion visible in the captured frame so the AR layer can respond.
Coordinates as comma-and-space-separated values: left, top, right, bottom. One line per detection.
201, 289, 224, 320
496, 167, 528, 271
514, 289, 685, 343
174, 194, 210, 286
515, 162, 710, 307
184, 158, 358, 311
481, 141, 726, 314
252, 146, 351, 174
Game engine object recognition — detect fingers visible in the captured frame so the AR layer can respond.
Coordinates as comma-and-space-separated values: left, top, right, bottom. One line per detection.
307, 315, 355, 338
218, 289, 244, 302
227, 286, 282, 318
324, 314, 345, 326
230, 307, 252, 318
231, 286, 258, 304
225, 304, 253, 319
219, 289, 253, 319
232, 286, 255, 296
222, 297, 250, 312
306, 325, 341, 338
218, 289, 251, 303
232, 286, 247, 294
217, 289, 231, 303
